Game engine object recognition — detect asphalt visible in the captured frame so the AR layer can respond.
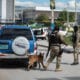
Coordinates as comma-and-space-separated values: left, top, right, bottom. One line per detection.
0, 40, 80, 80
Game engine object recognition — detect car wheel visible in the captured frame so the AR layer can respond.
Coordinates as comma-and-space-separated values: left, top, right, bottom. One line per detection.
12, 36, 30, 56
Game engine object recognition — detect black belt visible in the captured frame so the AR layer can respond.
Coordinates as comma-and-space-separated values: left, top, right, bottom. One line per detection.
51, 44, 60, 46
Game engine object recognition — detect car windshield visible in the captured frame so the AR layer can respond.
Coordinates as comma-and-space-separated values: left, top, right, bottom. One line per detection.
0, 28, 33, 40
34, 29, 43, 35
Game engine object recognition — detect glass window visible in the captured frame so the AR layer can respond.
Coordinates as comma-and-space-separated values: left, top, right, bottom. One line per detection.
34, 30, 43, 35
0, 28, 33, 40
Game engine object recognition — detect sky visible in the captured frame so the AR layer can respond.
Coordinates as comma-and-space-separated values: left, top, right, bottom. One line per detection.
15, 0, 80, 10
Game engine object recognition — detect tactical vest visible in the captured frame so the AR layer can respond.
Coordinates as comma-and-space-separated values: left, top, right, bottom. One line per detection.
72, 32, 77, 43
49, 32, 60, 45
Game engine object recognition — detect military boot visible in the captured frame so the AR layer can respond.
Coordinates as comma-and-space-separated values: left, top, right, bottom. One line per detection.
71, 53, 79, 65
55, 57, 62, 72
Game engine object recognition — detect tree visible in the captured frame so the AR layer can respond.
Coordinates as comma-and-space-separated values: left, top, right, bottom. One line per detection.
36, 14, 50, 27
28, 19, 36, 24
36, 14, 49, 23
57, 9, 75, 22
69, 12, 75, 22
58, 10, 67, 22
56, 9, 75, 28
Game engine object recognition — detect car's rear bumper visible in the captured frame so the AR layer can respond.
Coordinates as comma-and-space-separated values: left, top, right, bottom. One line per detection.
0, 53, 28, 59
0, 55, 29, 67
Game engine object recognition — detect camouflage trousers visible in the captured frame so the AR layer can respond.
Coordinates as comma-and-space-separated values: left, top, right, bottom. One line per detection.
46, 45, 63, 70
73, 45, 79, 64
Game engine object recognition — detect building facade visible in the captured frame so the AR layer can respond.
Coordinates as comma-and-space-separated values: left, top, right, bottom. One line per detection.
0, 0, 15, 23
77, 13, 80, 25
15, 6, 80, 25
23, 7, 60, 21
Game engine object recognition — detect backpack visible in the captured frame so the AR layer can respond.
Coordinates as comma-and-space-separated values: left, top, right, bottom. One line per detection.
72, 32, 77, 43
49, 32, 60, 44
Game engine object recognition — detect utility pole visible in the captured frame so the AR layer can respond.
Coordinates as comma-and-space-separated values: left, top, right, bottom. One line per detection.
51, 9, 54, 26
75, 0, 77, 25
50, 0, 55, 30
22, 9, 24, 24
67, 2, 69, 27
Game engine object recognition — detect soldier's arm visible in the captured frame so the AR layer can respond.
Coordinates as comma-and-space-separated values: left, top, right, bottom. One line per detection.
46, 36, 51, 57
59, 35, 68, 45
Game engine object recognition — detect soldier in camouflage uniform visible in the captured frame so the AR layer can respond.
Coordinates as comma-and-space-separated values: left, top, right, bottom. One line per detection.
45, 26, 67, 71
71, 25, 80, 65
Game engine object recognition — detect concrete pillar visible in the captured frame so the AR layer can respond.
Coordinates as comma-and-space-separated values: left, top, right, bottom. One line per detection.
1, 0, 7, 23
0, 0, 15, 23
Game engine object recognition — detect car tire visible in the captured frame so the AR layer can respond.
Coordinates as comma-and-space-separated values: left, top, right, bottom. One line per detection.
12, 36, 30, 56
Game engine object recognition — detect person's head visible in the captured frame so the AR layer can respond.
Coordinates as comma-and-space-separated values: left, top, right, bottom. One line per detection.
73, 25, 78, 32
53, 26, 59, 32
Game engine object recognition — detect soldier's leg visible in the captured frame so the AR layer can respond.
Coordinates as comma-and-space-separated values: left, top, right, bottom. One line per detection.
55, 49, 63, 71
72, 47, 79, 65
44, 47, 56, 69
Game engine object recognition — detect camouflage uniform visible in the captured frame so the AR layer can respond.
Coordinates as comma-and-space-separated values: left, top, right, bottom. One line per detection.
45, 27, 67, 71
72, 26, 80, 65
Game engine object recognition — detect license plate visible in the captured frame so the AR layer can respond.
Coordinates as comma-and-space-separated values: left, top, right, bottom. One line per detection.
0, 44, 8, 49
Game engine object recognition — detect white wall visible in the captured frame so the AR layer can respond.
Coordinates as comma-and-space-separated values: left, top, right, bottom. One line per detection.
0, 0, 2, 19
0, 0, 15, 23
6, 0, 15, 21
1, 0, 6, 22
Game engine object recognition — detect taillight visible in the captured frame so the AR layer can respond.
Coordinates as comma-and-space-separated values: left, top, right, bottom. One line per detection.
34, 42, 37, 53
43, 32, 45, 35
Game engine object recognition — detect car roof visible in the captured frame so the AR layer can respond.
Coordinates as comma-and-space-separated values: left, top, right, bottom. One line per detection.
2, 25, 31, 29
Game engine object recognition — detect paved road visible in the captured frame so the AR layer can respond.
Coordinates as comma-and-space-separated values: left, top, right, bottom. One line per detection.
0, 40, 80, 80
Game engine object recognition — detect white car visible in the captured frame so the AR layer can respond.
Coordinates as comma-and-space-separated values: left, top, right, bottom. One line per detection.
33, 28, 48, 40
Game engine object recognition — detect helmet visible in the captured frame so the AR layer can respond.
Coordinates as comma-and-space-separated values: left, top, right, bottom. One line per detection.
54, 26, 59, 31
73, 25, 78, 32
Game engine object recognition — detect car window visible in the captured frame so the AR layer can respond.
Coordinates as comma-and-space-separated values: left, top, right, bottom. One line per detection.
0, 28, 33, 40
34, 29, 43, 35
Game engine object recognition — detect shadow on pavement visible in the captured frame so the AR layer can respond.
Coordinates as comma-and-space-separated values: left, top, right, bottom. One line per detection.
32, 68, 55, 72
52, 62, 70, 65
36, 77, 80, 80
0, 60, 28, 69
64, 77, 80, 80
36, 78, 61, 80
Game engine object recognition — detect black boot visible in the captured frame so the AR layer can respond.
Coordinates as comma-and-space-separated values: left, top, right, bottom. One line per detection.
71, 62, 79, 65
